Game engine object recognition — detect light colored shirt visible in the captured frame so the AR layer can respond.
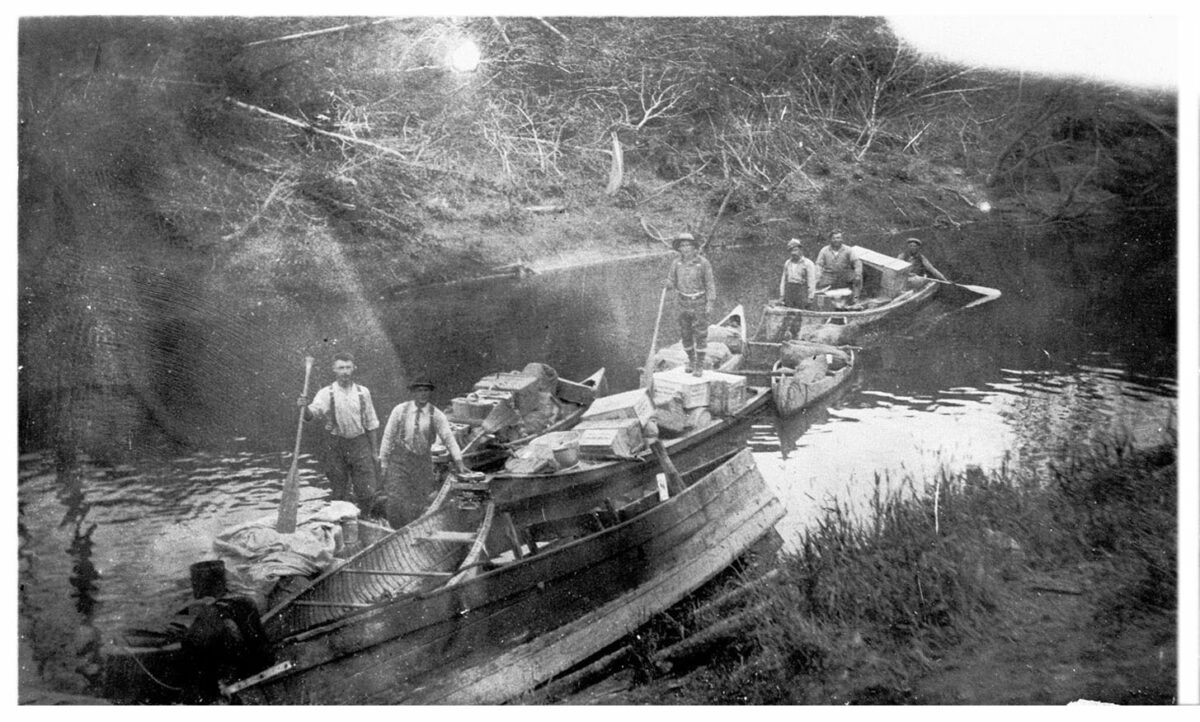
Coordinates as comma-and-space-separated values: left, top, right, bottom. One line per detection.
380, 401, 463, 463
779, 257, 817, 299
306, 383, 380, 438
816, 245, 862, 286
667, 255, 716, 299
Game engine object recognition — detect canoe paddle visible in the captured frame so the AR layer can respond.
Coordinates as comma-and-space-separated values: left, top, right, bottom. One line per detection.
641, 287, 668, 393
926, 277, 1002, 308
277, 355, 315, 534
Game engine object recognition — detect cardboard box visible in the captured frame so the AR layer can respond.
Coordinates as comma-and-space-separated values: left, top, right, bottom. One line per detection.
582, 388, 655, 425
575, 417, 645, 459
702, 370, 747, 416
651, 367, 710, 408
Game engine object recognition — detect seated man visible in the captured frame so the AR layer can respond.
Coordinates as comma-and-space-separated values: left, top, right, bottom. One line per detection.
898, 237, 948, 286
816, 229, 862, 303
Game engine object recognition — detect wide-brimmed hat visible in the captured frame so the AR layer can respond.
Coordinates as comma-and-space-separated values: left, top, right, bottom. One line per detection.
408, 378, 436, 390
787, 238, 803, 249
904, 237, 923, 247
672, 232, 697, 251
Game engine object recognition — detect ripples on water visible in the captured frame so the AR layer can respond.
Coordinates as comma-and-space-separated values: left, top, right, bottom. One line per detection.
17, 235, 1178, 698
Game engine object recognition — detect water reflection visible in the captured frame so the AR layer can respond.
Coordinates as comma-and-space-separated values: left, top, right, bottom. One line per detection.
16, 226, 1178, 699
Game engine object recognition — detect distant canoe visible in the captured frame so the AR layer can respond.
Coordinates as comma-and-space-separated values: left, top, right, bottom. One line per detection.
770, 343, 856, 417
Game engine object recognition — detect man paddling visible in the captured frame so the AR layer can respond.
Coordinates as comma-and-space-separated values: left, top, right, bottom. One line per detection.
377, 378, 470, 528
666, 232, 716, 377
297, 352, 381, 515
816, 229, 862, 303
897, 237, 949, 284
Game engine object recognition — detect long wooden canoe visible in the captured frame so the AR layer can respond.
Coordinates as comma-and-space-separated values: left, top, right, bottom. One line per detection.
770, 343, 856, 417
229, 448, 783, 704
741, 246, 939, 371
487, 384, 771, 526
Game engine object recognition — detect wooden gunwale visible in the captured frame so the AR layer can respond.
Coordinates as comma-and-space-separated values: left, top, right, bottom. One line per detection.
233, 449, 779, 704
487, 385, 770, 509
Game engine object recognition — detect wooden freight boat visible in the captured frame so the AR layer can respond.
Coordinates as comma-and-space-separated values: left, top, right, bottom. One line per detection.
453, 367, 607, 469
651, 305, 748, 373
770, 342, 856, 417
744, 246, 938, 367
487, 383, 771, 527
228, 448, 782, 705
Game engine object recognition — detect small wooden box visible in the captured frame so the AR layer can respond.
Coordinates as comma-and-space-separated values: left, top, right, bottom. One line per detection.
582, 388, 655, 425
575, 418, 645, 459
652, 367, 710, 409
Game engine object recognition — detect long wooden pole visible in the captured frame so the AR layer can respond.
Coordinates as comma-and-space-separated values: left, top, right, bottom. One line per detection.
641, 288, 668, 392
277, 356, 316, 534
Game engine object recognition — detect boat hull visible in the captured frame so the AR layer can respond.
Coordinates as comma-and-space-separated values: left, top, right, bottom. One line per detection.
487, 386, 770, 525
234, 449, 783, 704
756, 279, 938, 349
770, 349, 856, 417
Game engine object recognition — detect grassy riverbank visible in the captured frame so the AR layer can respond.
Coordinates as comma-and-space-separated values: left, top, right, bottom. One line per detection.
547, 433, 1177, 705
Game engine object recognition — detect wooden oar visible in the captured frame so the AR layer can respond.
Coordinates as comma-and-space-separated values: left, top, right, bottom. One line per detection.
927, 277, 1002, 308
641, 287, 668, 392
277, 356, 315, 534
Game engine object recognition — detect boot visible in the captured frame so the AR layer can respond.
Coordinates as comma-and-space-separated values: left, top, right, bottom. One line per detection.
684, 348, 695, 374
693, 351, 705, 377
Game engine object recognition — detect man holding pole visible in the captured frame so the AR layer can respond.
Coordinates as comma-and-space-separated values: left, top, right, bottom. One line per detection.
297, 352, 381, 515
666, 232, 716, 377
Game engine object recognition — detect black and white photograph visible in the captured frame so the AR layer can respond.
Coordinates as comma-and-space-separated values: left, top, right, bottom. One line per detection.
12, 6, 1197, 707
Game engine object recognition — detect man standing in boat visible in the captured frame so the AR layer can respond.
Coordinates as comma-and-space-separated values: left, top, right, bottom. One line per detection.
377, 378, 470, 528
816, 229, 862, 303
667, 232, 716, 377
297, 351, 381, 515
778, 237, 817, 310
897, 237, 949, 284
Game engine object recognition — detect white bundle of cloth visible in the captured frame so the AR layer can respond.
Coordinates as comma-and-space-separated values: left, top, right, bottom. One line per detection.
211, 501, 360, 610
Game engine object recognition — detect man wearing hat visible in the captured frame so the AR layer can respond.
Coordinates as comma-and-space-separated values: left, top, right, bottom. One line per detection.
666, 232, 716, 376
778, 238, 817, 310
297, 351, 381, 514
377, 377, 469, 528
897, 237, 948, 284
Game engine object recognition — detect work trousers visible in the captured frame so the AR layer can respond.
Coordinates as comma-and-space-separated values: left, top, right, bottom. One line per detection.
383, 446, 440, 529
677, 295, 710, 355
782, 281, 812, 310
321, 433, 379, 513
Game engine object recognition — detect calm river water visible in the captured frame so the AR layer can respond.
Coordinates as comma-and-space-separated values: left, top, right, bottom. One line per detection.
17, 222, 1176, 695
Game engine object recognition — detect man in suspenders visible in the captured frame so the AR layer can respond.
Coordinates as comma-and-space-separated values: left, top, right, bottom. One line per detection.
297, 352, 381, 515
667, 233, 717, 377
377, 378, 469, 528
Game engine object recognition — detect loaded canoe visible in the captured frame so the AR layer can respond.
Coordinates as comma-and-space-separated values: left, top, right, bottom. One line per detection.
229, 448, 783, 704
487, 382, 771, 527
745, 245, 938, 364
770, 342, 856, 417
